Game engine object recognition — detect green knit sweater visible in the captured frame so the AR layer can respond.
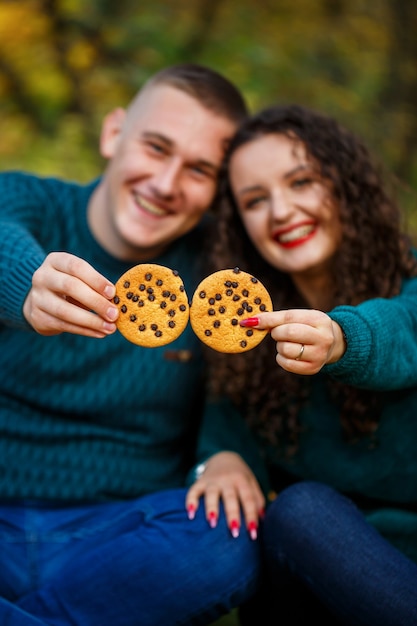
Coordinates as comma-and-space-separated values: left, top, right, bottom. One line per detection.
266, 277, 417, 562
0, 172, 267, 502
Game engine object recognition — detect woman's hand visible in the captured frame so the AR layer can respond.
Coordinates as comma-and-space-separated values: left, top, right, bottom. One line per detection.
186, 451, 265, 540
241, 309, 346, 374
23, 252, 119, 338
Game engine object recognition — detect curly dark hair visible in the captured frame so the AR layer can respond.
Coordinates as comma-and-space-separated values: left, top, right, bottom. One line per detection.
206, 104, 417, 452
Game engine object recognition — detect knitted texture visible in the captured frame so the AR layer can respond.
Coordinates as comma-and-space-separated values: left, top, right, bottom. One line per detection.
0, 172, 266, 501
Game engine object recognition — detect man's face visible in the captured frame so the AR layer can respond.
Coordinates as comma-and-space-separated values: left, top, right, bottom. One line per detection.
89, 84, 237, 261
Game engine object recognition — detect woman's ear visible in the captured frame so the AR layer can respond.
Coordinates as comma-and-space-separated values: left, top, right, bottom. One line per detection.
99, 108, 126, 159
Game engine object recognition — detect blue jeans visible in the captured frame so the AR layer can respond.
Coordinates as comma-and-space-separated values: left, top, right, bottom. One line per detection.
0, 488, 261, 625
261, 481, 417, 626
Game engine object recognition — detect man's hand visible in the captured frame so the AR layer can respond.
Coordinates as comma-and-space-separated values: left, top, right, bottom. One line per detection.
186, 451, 265, 540
23, 252, 119, 338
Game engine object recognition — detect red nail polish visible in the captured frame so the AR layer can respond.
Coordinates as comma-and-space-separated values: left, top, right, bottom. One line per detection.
240, 317, 259, 328
230, 519, 240, 538
208, 511, 217, 528
187, 504, 196, 520
248, 521, 258, 540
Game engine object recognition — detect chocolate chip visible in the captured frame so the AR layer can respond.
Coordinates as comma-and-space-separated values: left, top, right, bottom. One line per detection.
237, 308, 244, 315
148, 295, 155, 302
132, 295, 139, 302
254, 297, 261, 304
138, 300, 144, 307
168, 310, 176, 317
233, 267, 241, 274
139, 284, 146, 291
251, 277, 258, 283
168, 321, 175, 328
126, 292, 133, 299
260, 304, 266, 311
160, 301, 167, 309
225, 289, 233, 296
156, 279, 163, 286
162, 290, 171, 298
121, 305, 127, 313
155, 330, 162, 337
208, 308, 216, 316
147, 287, 154, 294
218, 306, 226, 314
231, 318, 238, 326
246, 329, 254, 337
242, 289, 249, 297
145, 273, 152, 281
209, 297, 215, 305
205, 330, 212, 336
179, 304, 186, 312
170, 294, 177, 301
139, 324, 146, 331
215, 294, 222, 300
232, 295, 241, 301
172, 270, 179, 276
151, 323, 158, 331
199, 291, 206, 299
123, 281, 130, 288
213, 320, 221, 328
113, 296, 120, 304
240, 340, 247, 348
180, 285, 185, 292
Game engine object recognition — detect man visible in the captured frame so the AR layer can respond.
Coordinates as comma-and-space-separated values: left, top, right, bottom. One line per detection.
0, 64, 266, 625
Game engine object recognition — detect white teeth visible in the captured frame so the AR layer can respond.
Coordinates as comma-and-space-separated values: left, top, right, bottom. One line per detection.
134, 193, 167, 216
279, 224, 314, 243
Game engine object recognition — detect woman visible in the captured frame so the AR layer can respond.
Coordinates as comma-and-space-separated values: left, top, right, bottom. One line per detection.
206, 104, 417, 624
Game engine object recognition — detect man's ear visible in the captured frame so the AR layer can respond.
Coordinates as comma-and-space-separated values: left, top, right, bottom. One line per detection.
99, 108, 126, 159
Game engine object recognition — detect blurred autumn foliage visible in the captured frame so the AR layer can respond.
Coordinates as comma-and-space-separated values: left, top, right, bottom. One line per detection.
0, 0, 416, 224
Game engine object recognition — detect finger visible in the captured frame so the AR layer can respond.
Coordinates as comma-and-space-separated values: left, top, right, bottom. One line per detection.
202, 483, 222, 529
185, 482, 205, 520
35, 270, 119, 325
46, 252, 116, 300
215, 483, 243, 538
234, 480, 264, 540
30, 302, 115, 338
34, 292, 117, 336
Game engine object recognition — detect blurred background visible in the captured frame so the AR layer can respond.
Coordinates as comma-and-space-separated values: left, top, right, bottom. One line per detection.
0, 0, 416, 228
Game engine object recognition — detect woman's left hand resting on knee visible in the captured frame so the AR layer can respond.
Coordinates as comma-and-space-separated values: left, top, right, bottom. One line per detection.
186, 451, 265, 540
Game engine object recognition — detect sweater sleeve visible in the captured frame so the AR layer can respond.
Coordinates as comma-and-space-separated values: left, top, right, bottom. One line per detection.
325, 276, 417, 390
186, 394, 270, 495
0, 173, 47, 328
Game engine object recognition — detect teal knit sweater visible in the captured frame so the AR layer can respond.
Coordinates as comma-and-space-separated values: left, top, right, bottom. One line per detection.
0, 172, 267, 502
267, 277, 417, 562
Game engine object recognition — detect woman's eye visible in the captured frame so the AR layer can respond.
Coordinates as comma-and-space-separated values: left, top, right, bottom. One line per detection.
292, 178, 312, 189
244, 196, 266, 210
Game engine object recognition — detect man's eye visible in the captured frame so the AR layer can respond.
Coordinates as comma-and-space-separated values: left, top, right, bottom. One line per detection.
147, 142, 166, 154
190, 166, 213, 179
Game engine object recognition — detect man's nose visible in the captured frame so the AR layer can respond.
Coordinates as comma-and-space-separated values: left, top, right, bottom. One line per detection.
151, 158, 182, 198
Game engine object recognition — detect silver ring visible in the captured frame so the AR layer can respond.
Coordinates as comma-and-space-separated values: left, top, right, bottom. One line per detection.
295, 344, 305, 361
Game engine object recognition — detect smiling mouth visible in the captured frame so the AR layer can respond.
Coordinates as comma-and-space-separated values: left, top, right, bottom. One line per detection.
133, 193, 169, 217
275, 223, 315, 244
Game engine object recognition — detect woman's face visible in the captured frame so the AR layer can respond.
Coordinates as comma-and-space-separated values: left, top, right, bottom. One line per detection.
229, 133, 342, 279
